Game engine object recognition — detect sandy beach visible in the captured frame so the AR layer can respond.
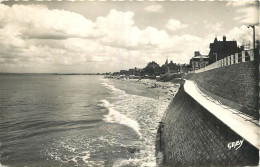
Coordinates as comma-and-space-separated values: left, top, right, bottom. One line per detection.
106, 78, 180, 102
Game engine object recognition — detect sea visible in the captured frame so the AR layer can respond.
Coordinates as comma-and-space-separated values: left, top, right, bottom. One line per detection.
0, 74, 171, 167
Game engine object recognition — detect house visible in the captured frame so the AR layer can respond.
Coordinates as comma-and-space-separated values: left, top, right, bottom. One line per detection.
190, 51, 209, 71
165, 59, 179, 74
208, 36, 242, 64
128, 69, 134, 75
179, 64, 190, 73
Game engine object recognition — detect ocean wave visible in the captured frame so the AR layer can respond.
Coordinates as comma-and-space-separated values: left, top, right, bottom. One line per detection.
46, 140, 105, 166
99, 79, 170, 167
110, 95, 168, 167
100, 99, 141, 137
101, 82, 126, 95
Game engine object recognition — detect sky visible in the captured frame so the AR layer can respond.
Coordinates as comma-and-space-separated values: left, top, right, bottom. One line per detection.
0, 0, 259, 73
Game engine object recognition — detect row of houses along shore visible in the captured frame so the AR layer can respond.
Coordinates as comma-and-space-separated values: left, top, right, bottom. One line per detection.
107, 35, 257, 79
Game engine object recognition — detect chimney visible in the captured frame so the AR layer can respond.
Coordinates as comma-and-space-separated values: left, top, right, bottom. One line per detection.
223, 35, 226, 42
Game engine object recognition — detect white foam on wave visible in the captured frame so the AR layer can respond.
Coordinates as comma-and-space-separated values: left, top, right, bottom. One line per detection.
109, 95, 169, 167
100, 99, 141, 137
101, 82, 125, 95
81, 151, 91, 163
0, 163, 8, 167
113, 156, 157, 167
100, 78, 170, 167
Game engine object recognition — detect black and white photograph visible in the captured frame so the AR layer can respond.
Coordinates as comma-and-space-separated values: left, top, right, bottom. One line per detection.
0, 0, 259, 166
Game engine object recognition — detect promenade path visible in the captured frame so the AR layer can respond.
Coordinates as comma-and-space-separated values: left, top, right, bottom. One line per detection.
184, 80, 260, 150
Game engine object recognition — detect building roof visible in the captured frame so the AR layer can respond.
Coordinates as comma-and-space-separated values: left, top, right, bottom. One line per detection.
194, 51, 201, 57
192, 55, 209, 59
209, 37, 240, 55
179, 63, 189, 66
168, 61, 179, 70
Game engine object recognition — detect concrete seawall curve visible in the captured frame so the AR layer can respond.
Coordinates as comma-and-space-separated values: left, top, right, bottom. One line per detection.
156, 80, 258, 167
184, 61, 258, 119
184, 80, 260, 150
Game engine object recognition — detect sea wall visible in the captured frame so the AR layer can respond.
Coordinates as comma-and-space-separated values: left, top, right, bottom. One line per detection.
184, 61, 258, 118
157, 86, 259, 166
156, 61, 259, 166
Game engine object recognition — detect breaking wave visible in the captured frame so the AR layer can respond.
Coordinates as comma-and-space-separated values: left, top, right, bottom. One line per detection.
100, 99, 141, 137
100, 80, 169, 167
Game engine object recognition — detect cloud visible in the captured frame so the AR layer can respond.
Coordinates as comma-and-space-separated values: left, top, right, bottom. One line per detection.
225, 25, 260, 47
0, 4, 205, 73
96, 9, 138, 48
234, 6, 259, 25
0, 4, 101, 40
144, 4, 163, 13
95, 10, 170, 50
226, 0, 257, 7
165, 19, 188, 31
226, 0, 259, 25
0, 4, 106, 72
204, 22, 223, 32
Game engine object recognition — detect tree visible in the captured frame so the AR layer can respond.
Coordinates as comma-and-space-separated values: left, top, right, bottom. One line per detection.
160, 64, 166, 74
144, 61, 160, 75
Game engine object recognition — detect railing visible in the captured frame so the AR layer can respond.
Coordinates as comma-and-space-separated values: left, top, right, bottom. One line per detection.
195, 50, 255, 73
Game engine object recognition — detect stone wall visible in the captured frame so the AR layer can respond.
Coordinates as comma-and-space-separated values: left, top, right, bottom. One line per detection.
185, 61, 258, 119
158, 86, 259, 166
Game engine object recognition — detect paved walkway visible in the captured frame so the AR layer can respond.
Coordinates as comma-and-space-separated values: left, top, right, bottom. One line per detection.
184, 80, 260, 150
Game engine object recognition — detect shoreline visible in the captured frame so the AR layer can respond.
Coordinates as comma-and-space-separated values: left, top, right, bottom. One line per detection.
103, 77, 182, 166
104, 78, 181, 102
